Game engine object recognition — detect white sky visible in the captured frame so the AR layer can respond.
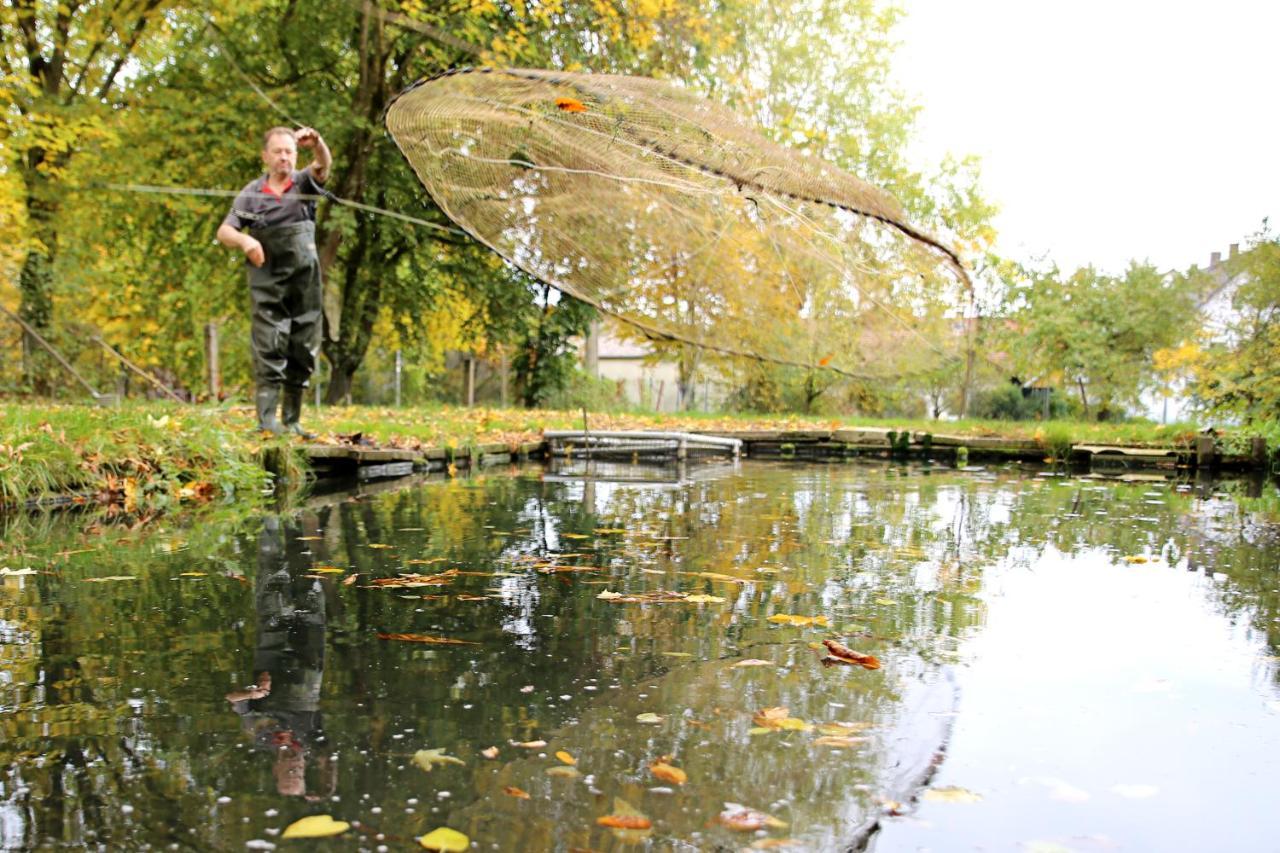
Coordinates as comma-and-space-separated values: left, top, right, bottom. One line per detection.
893, 1, 1280, 274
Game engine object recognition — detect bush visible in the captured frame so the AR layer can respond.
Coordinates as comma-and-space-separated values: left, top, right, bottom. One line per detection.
973, 384, 1068, 421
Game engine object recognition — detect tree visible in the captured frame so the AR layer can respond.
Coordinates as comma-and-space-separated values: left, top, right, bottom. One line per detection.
0, 0, 205, 390
1003, 261, 1197, 419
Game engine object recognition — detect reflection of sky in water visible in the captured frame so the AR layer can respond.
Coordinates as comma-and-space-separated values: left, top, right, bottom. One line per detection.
876, 543, 1280, 852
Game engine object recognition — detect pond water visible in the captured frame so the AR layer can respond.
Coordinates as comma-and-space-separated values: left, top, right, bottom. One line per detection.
1, 461, 1278, 851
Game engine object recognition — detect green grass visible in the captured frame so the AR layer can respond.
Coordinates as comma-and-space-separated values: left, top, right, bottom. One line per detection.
0, 399, 1218, 509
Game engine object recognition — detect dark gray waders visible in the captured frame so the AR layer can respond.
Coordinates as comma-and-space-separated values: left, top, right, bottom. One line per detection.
248, 221, 322, 437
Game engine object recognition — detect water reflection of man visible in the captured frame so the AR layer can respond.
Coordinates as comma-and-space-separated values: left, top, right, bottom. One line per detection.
226, 514, 335, 799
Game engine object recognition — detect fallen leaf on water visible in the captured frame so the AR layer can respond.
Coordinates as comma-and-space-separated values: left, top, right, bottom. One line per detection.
716, 803, 787, 831
597, 590, 624, 600
313, 566, 345, 573
753, 707, 812, 732
923, 786, 982, 803
556, 750, 577, 765
680, 571, 747, 584
753, 707, 790, 726
561, 532, 590, 539
371, 569, 458, 588
635, 713, 664, 724
179, 571, 207, 577
649, 759, 687, 785
684, 594, 725, 604
596, 797, 652, 840
84, 576, 137, 583
813, 735, 867, 748
282, 815, 350, 839
821, 639, 881, 670
481, 746, 499, 759
662, 652, 693, 658
545, 765, 581, 778
1123, 555, 1150, 564
504, 785, 531, 799
342, 573, 360, 586
368, 543, 394, 549
596, 815, 651, 829
456, 594, 489, 601
412, 748, 465, 772
731, 659, 774, 668
378, 633, 478, 645
816, 721, 874, 736
874, 598, 896, 606
768, 614, 829, 627
418, 826, 469, 851
594, 528, 627, 534
514, 739, 547, 749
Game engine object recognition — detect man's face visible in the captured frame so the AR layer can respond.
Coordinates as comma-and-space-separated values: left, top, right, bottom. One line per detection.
262, 133, 297, 178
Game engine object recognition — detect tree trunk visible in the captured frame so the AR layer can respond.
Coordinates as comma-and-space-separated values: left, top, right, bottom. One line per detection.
18, 166, 58, 394
1076, 377, 1090, 418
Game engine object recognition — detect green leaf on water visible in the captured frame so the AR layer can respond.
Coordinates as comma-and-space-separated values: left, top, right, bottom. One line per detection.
412, 748, 465, 772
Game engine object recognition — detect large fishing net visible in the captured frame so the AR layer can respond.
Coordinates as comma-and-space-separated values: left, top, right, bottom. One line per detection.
385, 67, 969, 379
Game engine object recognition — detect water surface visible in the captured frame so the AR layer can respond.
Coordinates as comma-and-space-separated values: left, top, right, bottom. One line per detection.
1, 461, 1277, 851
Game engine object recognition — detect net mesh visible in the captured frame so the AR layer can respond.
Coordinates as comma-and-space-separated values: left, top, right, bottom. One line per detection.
385, 67, 969, 379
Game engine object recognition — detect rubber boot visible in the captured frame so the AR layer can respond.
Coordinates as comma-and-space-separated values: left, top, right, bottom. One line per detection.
255, 385, 285, 435
281, 385, 316, 440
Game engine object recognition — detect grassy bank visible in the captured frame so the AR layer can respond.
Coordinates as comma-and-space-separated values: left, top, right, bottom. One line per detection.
0, 400, 1208, 510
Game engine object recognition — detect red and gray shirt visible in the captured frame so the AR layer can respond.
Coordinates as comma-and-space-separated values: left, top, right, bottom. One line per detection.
221, 167, 324, 231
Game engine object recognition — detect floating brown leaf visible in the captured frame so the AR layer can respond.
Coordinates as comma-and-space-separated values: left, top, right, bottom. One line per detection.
503, 785, 531, 799
768, 614, 829, 627
716, 804, 787, 831
377, 633, 478, 645
481, 746, 499, 759
812, 735, 867, 748
732, 658, 775, 668
596, 815, 651, 829
821, 639, 881, 670
371, 569, 459, 588
649, 759, 687, 785
342, 573, 360, 586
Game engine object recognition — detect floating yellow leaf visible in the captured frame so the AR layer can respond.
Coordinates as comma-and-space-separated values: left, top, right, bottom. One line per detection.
412, 748, 465, 772
635, 712, 664, 724
545, 765, 580, 778
179, 572, 207, 577
282, 815, 350, 839
732, 659, 774, 668
368, 543, 393, 549
313, 566, 345, 573
597, 590, 624, 600
481, 746, 499, 759
662, 652, 693, 658
649, 759, 687, 785
561, 532, 590, 539
514, 739, 547, 749
84, 576, 136, 583
681, 571, 747, 584
419, 826, 469, 851
1123, 555, 1150, 564
923, 786, 983, 803
503, 785, 530, 799
555, 750, 576, 765
377, 633, 478, 645
684, 594, 725, 604
768, 614, 829, 627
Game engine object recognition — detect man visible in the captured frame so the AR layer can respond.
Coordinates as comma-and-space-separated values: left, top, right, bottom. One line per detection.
217, 126, 332, 436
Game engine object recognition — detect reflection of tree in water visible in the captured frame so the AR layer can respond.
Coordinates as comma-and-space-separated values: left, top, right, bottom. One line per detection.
227, 514, 336, 799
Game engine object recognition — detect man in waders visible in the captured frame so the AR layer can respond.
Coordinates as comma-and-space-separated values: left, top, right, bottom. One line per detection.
217, 126, 331, 437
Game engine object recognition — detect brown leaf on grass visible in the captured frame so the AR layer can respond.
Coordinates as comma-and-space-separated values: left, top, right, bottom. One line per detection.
377, 633, 478, 645
649, 759, 687, 785
503, 785, 531, 799
821, 639, 881, 670
596, 815, 651, 829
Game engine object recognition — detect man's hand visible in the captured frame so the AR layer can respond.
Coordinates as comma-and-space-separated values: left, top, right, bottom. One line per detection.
296, 127, 320, 149
296, 127, 331, 183
243, 236, 265, 268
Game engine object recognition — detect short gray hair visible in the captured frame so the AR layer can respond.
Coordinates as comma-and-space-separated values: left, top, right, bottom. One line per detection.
262, 126, 296, 149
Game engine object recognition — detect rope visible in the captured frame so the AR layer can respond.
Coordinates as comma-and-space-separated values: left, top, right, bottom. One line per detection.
0, 302, 104, 400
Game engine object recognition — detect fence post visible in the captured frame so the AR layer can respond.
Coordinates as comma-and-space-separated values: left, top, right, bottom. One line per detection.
394, 349, 402, 407
204, 322, 220, 400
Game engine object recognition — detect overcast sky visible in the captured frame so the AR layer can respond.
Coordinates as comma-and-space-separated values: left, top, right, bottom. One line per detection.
893, 1, 1279, 274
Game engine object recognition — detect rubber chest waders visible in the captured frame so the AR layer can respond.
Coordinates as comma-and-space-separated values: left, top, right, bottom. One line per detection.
247, 221, 323, 390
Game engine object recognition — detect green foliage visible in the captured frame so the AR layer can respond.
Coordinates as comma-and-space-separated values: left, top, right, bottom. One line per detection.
511, 286, 596, 408
1000, 261, 1198, 420
973, 383, 1069, 421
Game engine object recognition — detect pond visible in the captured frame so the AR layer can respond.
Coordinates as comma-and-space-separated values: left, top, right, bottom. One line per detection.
1, 460, 1278, 851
